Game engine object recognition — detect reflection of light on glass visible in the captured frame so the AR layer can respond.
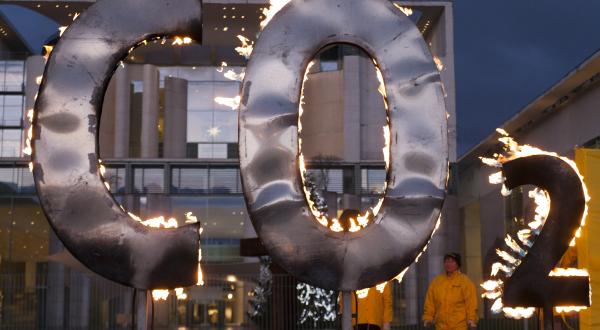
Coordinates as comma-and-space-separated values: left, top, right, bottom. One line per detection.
208, 127, 221, 137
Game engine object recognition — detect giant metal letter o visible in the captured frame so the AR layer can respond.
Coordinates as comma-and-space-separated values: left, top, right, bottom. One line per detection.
239, 0, 449, 290
32, 0, 202, 289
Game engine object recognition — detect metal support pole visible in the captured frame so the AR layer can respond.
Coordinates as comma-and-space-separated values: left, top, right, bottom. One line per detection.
542, 306, 554, 330
342, 290, 352, 330
136, 290, 152, 330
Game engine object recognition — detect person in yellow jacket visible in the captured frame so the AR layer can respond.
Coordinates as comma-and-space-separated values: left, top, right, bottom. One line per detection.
340, 281, 393, 330
423, 252, 478, 330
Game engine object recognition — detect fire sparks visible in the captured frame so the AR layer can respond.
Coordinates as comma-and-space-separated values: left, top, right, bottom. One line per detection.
348, 218, 361, 232
214, 96, 240, 110
197, 227, 205, 285
172, 36, 193, 46
234, 35, 254, 59
488, 171, 504, 184
393, 3, 413, 16
504, 235, 526, 256
356, 288, 369, 299
152, 289, 170, 301
152, 287, 189, 301
433, 56, 444, 71
481, 280, 502, 293
223, 69, 245, 81
127, 210, 205, 293
185, 212, 197, 224
549, 268, 589, 277
128, 212, 178, 229
329, 218, 344, 232
259, 0, 291, 29
479, 129, 591, 318
496, 249, 520, 266
502, 306, 536, 319
43, 45, 54, 60
394, 268, 409, 283
224, 0, 292, 82
490, 262, 513, 277
555, 306, 588, 313
490, 299, 535, 319
218, 0, 292, 102
175, 287, 188, 300
297, 58, 389, 232
216, 61, 228, 73
517, 229, 533, 247
528, 188, 550, 231
23, 107, 36, 157
98, 160, 111, 190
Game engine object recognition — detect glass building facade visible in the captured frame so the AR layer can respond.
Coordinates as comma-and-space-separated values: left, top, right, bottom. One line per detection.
0, 1, 478, 328
0, 60, 25, 158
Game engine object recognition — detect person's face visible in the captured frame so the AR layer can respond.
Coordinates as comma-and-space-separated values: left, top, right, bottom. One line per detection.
444, 257, 459, 274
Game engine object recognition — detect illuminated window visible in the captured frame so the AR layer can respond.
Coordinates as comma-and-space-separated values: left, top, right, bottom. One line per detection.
0, 61, 24, 92
0, 129, 22, 157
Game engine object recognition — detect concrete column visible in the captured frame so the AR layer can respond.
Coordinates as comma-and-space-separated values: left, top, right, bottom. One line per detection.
141, 64, 159, 158
342, 55, 361, 162
24, 56, 45, 157
113, 65, 131, 158
234, 281, 245, 325
163, 77, 188, 158
357, 54, 386, 161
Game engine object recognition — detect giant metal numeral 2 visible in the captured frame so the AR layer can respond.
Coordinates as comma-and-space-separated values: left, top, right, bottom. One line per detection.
501, 155, 590, 325
239, 0, 448, 290
32, 0, 448, 291
32, 0, 203, 289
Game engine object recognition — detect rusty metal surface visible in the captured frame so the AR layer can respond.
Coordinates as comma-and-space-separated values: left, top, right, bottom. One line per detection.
32, 0, 202, 289
502, 155, 589, 309
239, 0, 448, 290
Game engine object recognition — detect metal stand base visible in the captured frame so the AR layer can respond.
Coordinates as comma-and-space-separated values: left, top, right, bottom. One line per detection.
135, 290, 152, 330
342, 291, 352, 330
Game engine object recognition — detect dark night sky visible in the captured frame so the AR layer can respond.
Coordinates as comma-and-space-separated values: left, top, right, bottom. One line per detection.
452, 1, 600, 155
3, 1, 600, 156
